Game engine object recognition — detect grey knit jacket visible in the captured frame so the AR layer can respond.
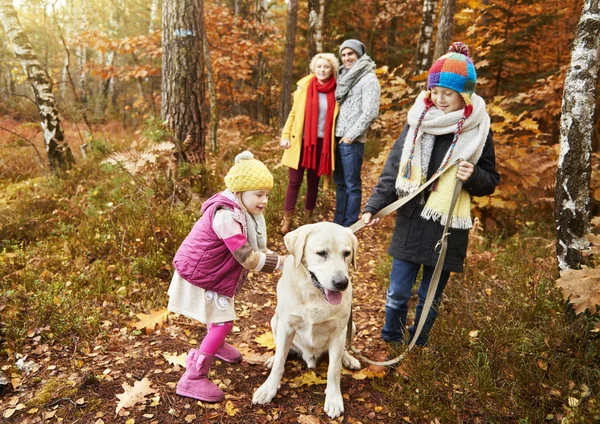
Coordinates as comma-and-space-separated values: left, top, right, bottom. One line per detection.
334, 71, 381, 143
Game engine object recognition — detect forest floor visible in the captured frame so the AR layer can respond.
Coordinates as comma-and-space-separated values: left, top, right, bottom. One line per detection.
0, 154, 402, 423
2, 120, 599, 423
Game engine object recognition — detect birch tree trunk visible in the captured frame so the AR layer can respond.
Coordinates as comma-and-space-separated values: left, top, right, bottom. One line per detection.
555, 0, 600, 270
279, 0, 298, 128
307, 0, 325, 60
149, 0, 160, 33
0, 0, 74, 172
77, 0, 89, 104
413, 0, 438, 75
162, 0, 206, 163
433, 0, 456, 60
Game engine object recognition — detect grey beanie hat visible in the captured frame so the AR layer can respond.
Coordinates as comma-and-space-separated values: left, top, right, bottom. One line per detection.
339, 39, 366, 57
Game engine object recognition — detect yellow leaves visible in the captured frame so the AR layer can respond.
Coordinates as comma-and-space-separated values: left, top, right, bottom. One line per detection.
289, 370, 327, 388
519, 118, 539, 132
225, 400, 239, 416
254, 331, 276, 350
556, 266, 600, 315
349, 368, 386, 380
115, 378, 157, 415
131, 309, 170, 333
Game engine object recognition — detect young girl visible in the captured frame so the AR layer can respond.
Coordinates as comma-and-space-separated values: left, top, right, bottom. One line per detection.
362, 42, 500, 348
168, 151, 286, 402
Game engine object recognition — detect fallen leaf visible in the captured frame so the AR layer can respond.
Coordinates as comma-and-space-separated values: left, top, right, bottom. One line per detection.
298, 414, 320, 424
289, 370, 327, 388
163, 352, 187, 368
350, 368, 386, 380
184, 414, 196, 423
254, 332, 276, 350
115, 378, 157, 414
3, 409, 15, 419
226, 400, 238, 416
131, 309, 170, 333
236, 346, 272, 365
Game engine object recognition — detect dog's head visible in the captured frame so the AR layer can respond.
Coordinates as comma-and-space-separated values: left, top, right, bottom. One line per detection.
284, 222, 358, 305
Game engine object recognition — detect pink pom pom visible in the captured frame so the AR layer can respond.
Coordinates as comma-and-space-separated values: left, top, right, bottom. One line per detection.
448, 42, 470, 57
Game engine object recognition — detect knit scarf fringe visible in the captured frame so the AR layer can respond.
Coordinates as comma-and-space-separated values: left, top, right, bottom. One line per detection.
395, 91, 490, 229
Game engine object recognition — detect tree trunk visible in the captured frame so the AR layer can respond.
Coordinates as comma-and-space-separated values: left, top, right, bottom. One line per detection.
149, 0, 160, 33
307, 0, 325, 60
555, 0, 600, 270
413, 0, 438, 75
279, 0, 298, 128
77, 0, 89, 104
0, 0, 75, 173
433, 0, 456, 60
201, 7, 218, 153
162, 0, 206, 163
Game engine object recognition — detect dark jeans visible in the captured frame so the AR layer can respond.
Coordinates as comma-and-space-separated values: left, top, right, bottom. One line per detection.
382, 258, 451, 346
333, 141, 364, 227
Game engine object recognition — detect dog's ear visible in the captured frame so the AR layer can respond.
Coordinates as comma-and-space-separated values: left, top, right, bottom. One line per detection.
348, 228, 358, 270
284, 225, 312, 268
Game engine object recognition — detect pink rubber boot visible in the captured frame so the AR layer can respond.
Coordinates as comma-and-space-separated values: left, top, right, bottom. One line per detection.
176, 349, 223, 402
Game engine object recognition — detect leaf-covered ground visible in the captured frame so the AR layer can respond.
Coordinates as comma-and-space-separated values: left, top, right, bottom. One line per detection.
0, 165, 404, 423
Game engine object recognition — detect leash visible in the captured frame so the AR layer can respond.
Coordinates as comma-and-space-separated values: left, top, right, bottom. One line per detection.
346, 159, 463, 367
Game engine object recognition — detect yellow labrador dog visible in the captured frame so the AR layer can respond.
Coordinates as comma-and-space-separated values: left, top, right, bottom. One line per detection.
252, 222, 361, 418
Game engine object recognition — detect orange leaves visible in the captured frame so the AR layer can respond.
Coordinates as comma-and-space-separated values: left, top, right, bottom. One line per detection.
556, 266, 600, 316
131, 308, 170, 333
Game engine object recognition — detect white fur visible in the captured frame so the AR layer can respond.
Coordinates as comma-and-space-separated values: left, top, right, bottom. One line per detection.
252, 222, 361, 418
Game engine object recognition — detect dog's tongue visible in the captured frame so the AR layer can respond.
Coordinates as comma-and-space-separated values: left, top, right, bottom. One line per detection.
325, 289, 342, 305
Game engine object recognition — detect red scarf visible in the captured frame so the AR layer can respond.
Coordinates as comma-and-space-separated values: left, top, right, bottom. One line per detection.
300, 76, 336, 176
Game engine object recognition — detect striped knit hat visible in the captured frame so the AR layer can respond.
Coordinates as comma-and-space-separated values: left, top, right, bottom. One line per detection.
224, 151, 273, 193
400, 42, 477, 184
427, 42, 477, 111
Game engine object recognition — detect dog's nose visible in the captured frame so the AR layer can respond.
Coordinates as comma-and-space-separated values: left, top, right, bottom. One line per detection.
332, 275, 349, 291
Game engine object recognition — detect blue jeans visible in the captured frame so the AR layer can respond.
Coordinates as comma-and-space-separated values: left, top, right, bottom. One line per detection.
333, 142, 364, 227
382, 258, 451, 346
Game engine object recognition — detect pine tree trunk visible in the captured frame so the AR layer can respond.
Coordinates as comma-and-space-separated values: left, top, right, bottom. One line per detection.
0, 0, 74, 173
279, 0, 298, 128
307, 0, 325, 60
162, 0, 206, 163
413, 0, 438, 75
555, 0, 600, 270
433, 0, 456, 60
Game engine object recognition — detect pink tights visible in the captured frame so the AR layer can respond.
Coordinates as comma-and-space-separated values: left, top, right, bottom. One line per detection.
199, 321, 233, 355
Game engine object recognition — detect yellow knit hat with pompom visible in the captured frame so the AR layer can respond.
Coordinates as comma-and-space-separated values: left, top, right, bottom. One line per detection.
224, 151, 273, 192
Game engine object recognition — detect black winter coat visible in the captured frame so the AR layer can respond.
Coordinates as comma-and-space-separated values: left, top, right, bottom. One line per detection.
363, 125, 500, 272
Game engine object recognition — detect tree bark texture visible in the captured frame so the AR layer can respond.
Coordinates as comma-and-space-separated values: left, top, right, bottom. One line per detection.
279, 0, 298, 128
162, 0, 206, 163
307, 0, 325, 61
555, 0, 600, 270
201, 10, 218, 153
433, 0, 456, 60
413, 0, 438, 75
0, 0, 75, 172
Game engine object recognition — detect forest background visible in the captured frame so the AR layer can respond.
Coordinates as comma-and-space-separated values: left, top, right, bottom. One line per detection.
0, 0, 599, 423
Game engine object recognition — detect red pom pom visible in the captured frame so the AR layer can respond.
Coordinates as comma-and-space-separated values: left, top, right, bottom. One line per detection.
448, 42, 470, 57
424, 96, 435, 108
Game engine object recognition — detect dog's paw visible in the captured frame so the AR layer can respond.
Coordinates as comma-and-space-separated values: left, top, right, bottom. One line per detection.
324, 391, 344, 418
264, 355, 274, 369
342, 351, 361, 370
252, 382, 278, 405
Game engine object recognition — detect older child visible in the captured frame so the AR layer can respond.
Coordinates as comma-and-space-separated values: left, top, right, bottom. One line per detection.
362, 42, 500, 347
168, 151, 286, 402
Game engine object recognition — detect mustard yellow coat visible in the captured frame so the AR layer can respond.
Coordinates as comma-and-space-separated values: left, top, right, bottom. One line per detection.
281, 74, 339, 171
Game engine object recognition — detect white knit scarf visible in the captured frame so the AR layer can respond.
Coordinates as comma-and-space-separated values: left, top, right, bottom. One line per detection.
395, 91, 490, 229
222, 189, 267, 252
